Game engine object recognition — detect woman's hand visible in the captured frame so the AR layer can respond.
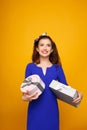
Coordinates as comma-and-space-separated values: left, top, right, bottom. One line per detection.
72, 92, 83, 104
22, 90, 39, 102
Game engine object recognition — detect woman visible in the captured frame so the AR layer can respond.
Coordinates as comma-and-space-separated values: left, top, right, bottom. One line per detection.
22, 33, 82, 130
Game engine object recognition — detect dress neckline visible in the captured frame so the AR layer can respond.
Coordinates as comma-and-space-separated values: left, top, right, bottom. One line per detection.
33, 62, 54, 76
33, 62, 54, 69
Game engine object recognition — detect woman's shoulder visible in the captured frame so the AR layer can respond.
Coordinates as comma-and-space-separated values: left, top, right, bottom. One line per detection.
53, 64, 65, 73
53, 64, 62, 69
26, 62, 34, 68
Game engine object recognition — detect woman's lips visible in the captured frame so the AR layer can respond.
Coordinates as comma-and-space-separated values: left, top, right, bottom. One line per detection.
41, 50, 48, 54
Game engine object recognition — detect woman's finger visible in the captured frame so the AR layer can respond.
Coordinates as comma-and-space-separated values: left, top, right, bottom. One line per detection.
73, 92, 83, 103
26, 92, 39, 101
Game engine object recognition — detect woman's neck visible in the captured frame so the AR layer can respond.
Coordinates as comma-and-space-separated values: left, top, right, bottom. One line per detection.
38, 57, 52, 67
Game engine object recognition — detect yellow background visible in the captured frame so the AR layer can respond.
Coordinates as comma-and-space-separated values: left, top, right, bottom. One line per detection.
0, 0, 87, 130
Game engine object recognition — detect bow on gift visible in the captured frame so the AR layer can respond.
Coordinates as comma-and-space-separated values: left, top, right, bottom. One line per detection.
21, 77, 44, 92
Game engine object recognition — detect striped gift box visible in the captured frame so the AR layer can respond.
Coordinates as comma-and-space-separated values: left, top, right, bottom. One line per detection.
20, 74, 45, 97
49, 80, 81, 107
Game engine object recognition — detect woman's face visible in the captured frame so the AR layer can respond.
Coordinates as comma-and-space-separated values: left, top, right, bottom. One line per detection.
36, 38, 53, 58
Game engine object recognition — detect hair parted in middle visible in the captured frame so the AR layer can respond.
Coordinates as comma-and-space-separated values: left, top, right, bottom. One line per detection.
32, 34, 61, 66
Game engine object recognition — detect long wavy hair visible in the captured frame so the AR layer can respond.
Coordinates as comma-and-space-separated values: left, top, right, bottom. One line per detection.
32, 35, 61, 66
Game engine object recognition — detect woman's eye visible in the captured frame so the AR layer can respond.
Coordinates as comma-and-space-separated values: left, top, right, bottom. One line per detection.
47, 44, 51, 47
40, 44, 44, 46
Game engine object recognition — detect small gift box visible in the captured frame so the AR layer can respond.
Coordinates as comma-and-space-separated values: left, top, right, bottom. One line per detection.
49, 80, 81, 107
20, 74, 45, 97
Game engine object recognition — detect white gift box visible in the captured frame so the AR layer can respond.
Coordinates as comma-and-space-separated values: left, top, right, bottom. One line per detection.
20, 75, 45, 97
49, 80, 80, 107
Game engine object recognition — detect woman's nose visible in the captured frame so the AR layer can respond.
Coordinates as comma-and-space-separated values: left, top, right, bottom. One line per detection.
43, 45, 47, 49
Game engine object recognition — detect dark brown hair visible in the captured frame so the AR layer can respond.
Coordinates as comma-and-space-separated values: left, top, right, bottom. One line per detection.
32, 35, 61, 65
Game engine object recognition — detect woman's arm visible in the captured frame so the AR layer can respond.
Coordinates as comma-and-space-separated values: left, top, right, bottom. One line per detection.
57, 65, 83, 104
57, 65, 68, 85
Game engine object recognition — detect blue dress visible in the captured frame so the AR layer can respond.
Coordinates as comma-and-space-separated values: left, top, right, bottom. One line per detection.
25, 62, 67, 130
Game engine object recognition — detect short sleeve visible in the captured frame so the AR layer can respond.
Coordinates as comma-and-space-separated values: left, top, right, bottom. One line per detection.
57, 65, 68, 85
25, 63, 32, 78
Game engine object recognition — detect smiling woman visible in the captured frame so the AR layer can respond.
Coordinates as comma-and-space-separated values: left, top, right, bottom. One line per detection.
21, 33, 82, 130
36, 38, 53, 58
32, 34, 61, 65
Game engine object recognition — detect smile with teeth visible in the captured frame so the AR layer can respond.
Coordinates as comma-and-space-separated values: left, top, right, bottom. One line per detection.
41, 50, 48, 54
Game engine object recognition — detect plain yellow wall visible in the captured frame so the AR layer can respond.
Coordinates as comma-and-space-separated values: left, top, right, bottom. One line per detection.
0, 0, 87, 130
